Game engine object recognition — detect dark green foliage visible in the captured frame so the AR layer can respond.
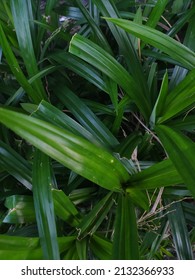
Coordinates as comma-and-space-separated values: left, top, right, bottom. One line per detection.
0, 0, 195, 260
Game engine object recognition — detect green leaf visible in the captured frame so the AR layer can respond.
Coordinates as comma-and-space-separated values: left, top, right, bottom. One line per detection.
105, 18, 195, 70
0, 235, 39, 250
156, 125, 195, 198
146, 0, 169, 29
0, 140, 32, 190
172, 0, 184, 14
0, 235, 41, 260
116, 132, 142, 159
32, 149, 60, 260
182, 201, 195, 226
52, 189, 81, 227
126, 159, 183, 190
168, 115, 195, 132
6, 66, 57, 106
31, 99, 111, 148
11, 0, 46, 100
76, 238, 88, 260
158, 69, 195, 123
3, 190, 80, 227
0, 23, 41, 103
0, 108, 129, 191
112, 194, 139, 259
45, 0, 57, 16
56, 85, 119, 148
69, 33, 151, 120
150, 71, 168, 127
69, 187, 97, 205
75, 0, 111, 53
127, 189, 149, 211
77, 192, 116, 239
50, 52, 109, 93
0, 235, 76, 260
167, 6, 195, 40
3, 195, 35, 224
166, 201, 194, 259
90, 234, 112, 260
92, 0, 149, 99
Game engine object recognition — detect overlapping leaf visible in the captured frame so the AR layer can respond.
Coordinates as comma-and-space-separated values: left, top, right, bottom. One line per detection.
0, 108, 129, 191
32, 149, 59, 260
69, 33, 151, 119
112, 194, 139, 260
0, 140, 32, 189
126, 159, 183, 190
166, 201, 194, 259
11, 0, 46, 100
105, 18, 195, 70
156, 125, 195, 198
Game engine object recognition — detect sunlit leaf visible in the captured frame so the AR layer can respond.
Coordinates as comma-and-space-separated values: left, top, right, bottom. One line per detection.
0, 108, 129, 191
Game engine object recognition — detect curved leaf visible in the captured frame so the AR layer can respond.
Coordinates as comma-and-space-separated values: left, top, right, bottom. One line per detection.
166, 200, 194, 259
105, 18, 195, 70
33, 149, 60, 260
0, 140, 32, 190
69, 33, 151, 120
156, 125, 195, 198
126, 159, 183, 190
0, 108, 129, 191
11, 0, 46, 100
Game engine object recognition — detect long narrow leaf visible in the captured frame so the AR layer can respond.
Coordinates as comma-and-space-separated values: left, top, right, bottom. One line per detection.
158, 69, 195, 123
156, 125, 195, 198
92, 0, 149, 99
0, 140, 32, 189
32, 149, 60, 260
126, 159, 183, 191
50, 52, 108, 93
166, 201, 194, 259
0, 235, 76, 260
69, 34, 151, 119
150, 71, 168, 127
31, 100, 109, 148
0, 23, 41, 103
105, 18, 195, 70
0, 108, 129, 191
77, 192, 116, 239
30, 100, 102, 147
56, 85, 119, 148
112, 194, 139, 259
75, 0, 111, 53
52, 189, 81, 227
90, 234, 112, 260
11, 0, 46, 100
146, 0, 169, 29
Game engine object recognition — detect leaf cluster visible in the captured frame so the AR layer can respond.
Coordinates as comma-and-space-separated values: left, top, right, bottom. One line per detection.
0, 0, 195, 260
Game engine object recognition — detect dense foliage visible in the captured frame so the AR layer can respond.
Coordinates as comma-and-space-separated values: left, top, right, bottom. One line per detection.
0, 0, 195, 260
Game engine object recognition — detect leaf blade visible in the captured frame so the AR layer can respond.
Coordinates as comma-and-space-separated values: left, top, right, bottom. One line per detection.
156, 125, 195, 198
0, 108, 129, 191
32, 149, 60, 260
112, 194, 139, 260
69, 33, 151, 120
105, 18, 195, 70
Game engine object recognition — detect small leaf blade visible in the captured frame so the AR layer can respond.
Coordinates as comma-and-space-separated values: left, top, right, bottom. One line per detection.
156, 125, 195, 198
112, 194, 139, 260
32, 149, 60, 260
